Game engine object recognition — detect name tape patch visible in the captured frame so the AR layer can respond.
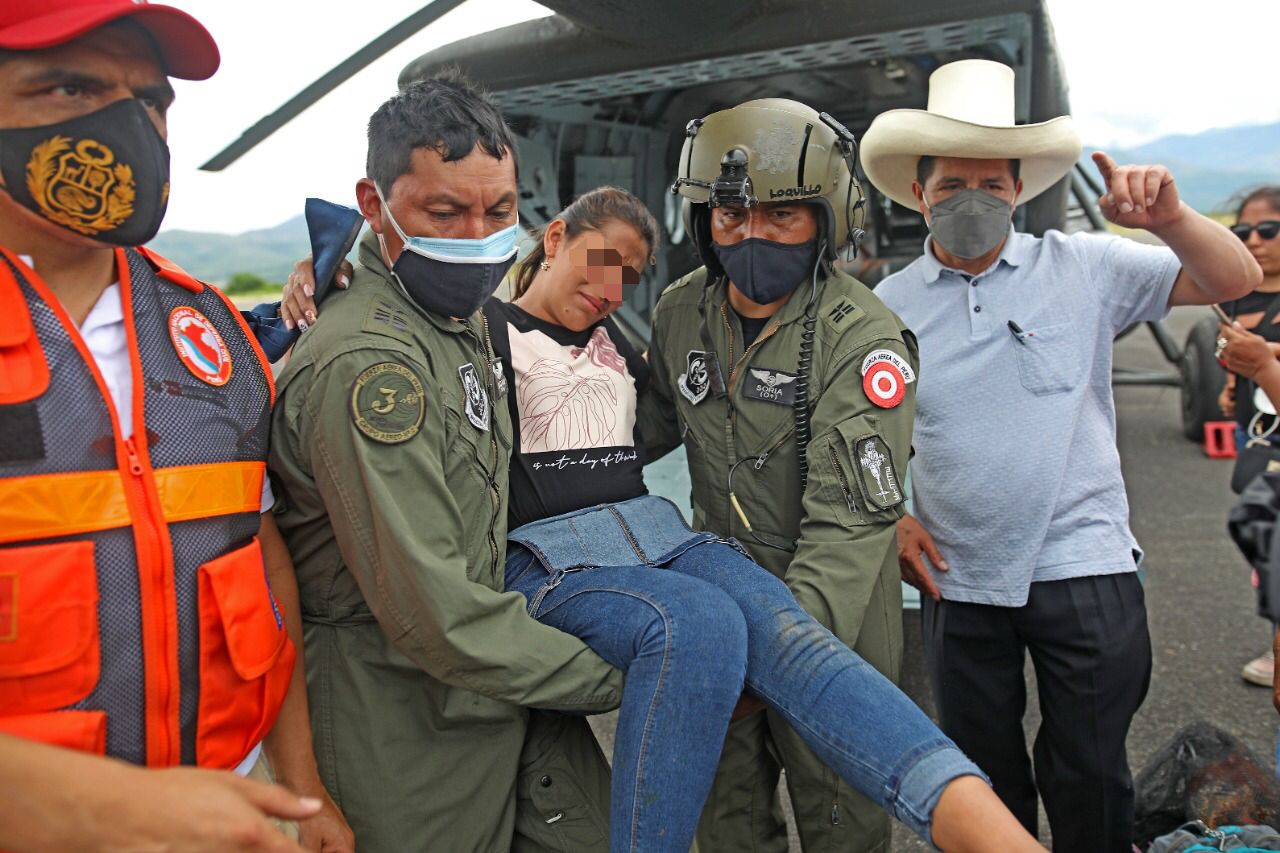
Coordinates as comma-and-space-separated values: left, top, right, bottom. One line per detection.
743, 367, 798, 406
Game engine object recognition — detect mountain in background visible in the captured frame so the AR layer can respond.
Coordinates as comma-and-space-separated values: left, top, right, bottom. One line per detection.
1086, 121, 1280, 213
151, 122, 1280, 284
147, 214, 312, 284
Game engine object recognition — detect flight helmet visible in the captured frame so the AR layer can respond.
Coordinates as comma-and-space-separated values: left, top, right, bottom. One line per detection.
670, 98, 866, 273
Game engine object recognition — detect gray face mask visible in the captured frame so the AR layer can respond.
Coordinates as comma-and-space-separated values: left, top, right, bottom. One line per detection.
925, 188, 1013, 259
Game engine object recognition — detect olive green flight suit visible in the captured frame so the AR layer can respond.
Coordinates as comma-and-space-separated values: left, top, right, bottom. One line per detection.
269, 234, 622, 853
638, 266, 918, 853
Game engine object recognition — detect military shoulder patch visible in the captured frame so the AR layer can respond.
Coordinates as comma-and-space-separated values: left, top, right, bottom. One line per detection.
350, 362, 426, 444
679, 350, 725, 404
860, 348, 915, 409
457, 363, 490, 431
822, 297, 865, 333
361, 299, 414, 344
854, 436, 903, 510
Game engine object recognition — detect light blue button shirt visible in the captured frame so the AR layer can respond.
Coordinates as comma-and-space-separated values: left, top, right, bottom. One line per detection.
876, 227, 1180, 606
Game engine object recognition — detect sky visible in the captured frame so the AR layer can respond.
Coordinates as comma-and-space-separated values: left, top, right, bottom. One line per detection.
158, 0, 1280, 234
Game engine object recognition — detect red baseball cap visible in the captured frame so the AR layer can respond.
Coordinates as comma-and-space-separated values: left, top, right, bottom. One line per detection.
0, 0, 220, 80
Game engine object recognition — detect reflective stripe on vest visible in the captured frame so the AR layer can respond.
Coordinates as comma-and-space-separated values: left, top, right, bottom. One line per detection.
0, 462, 264, 544
0, 247, 294, 769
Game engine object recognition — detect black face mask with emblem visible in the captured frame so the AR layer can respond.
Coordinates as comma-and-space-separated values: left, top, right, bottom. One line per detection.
0, 98, 171, 246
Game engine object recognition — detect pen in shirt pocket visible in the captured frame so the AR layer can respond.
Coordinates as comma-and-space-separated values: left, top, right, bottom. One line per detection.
1007, 320, 1030, 345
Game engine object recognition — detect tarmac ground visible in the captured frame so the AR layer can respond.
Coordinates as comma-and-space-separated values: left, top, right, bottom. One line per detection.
607, 305, 1277, 851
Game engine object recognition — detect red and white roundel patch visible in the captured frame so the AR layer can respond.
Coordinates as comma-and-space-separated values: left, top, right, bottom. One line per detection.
168, 306, 232, 386
863, 362, 906, 408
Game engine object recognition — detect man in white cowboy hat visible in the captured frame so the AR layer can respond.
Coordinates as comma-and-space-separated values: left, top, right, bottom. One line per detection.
861, 58, 1261, 852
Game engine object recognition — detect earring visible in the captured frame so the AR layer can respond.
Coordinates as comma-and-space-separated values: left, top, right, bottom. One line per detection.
539, 260, 551, 271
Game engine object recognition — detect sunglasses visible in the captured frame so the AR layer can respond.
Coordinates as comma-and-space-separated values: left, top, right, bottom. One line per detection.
1231, 220, 1280, 241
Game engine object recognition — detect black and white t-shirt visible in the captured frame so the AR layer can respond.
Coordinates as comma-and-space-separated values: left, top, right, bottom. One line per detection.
483, 300, 650, 529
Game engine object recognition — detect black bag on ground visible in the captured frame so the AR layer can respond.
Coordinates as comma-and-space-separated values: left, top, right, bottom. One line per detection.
1133, 721, 1280, 847
1147, 821, 1280, 852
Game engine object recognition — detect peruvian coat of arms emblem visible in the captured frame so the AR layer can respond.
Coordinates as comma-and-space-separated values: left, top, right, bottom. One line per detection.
26, 136, 136, 236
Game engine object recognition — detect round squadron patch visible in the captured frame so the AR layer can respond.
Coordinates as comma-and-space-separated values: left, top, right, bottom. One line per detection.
350, 362, 426, 444
863, 363, 905, 408
169, 306, 232, 386
860, 348, 915, 409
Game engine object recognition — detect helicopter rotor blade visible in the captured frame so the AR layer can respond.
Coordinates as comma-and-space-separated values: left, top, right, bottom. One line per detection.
200, 0, 467, 171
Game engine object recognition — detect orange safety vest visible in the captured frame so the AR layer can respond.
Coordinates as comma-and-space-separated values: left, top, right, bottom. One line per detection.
0, 246, 294, 769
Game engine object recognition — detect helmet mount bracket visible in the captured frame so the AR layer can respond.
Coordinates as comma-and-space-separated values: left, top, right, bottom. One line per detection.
709, 148, 758, 208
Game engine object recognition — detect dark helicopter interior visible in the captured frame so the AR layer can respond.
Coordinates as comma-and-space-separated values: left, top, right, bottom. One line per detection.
204, 0, 1073, 336
398, 1, 1070, 334
201, 0, 1211, 435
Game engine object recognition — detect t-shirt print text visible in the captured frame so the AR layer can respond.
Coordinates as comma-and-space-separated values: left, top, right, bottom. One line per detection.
530, 449, 640, 471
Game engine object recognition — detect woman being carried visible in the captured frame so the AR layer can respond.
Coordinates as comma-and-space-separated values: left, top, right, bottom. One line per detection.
482, 186, 1041, 852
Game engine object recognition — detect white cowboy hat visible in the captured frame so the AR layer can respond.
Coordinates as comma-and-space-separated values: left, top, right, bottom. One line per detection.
860, 59, 1082, 209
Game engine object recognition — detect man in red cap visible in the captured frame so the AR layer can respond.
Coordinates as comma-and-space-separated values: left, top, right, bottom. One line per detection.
0, 3, 351, 850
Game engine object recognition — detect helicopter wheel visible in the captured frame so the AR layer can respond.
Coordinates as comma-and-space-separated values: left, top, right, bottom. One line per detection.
1180, 316, 1228, 441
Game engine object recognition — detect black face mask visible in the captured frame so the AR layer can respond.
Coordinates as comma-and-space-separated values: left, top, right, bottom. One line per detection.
387, 244, 518, 319
0, 98, 171, 247
374, 183, 520, 319
711, 237, 818, 304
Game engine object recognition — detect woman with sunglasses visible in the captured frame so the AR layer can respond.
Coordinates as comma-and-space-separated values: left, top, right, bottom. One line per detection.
1217, 186, 1280, 687
283, 186, 1043, 853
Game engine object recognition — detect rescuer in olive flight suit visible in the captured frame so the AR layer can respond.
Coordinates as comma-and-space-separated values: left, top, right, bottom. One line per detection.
267, 75, 622, 853
638, 98, 919, 853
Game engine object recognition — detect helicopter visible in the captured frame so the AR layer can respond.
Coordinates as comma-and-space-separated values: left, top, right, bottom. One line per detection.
203, 0, 1225, 442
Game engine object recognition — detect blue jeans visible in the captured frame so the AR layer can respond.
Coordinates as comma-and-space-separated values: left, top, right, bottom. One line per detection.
505, 501, 983, 851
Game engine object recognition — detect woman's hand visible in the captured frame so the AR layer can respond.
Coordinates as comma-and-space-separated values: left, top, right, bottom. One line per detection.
282, 257, 352, 331
1220, 322, 1278, 381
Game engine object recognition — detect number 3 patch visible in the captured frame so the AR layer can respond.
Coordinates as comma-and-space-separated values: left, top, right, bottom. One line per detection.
861, 349, 916, 409
350, 362, 426, 444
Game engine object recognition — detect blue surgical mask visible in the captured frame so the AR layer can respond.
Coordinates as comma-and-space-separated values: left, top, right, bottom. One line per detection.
376, 183, 519, 317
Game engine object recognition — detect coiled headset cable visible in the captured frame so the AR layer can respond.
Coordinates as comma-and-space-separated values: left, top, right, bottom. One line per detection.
792, 241, 825, 490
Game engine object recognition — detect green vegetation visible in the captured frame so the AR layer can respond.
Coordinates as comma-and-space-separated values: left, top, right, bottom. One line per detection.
222, 272, 283, 300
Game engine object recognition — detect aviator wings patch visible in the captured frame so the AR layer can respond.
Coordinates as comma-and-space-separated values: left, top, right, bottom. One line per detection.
743, 368, 798, 406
